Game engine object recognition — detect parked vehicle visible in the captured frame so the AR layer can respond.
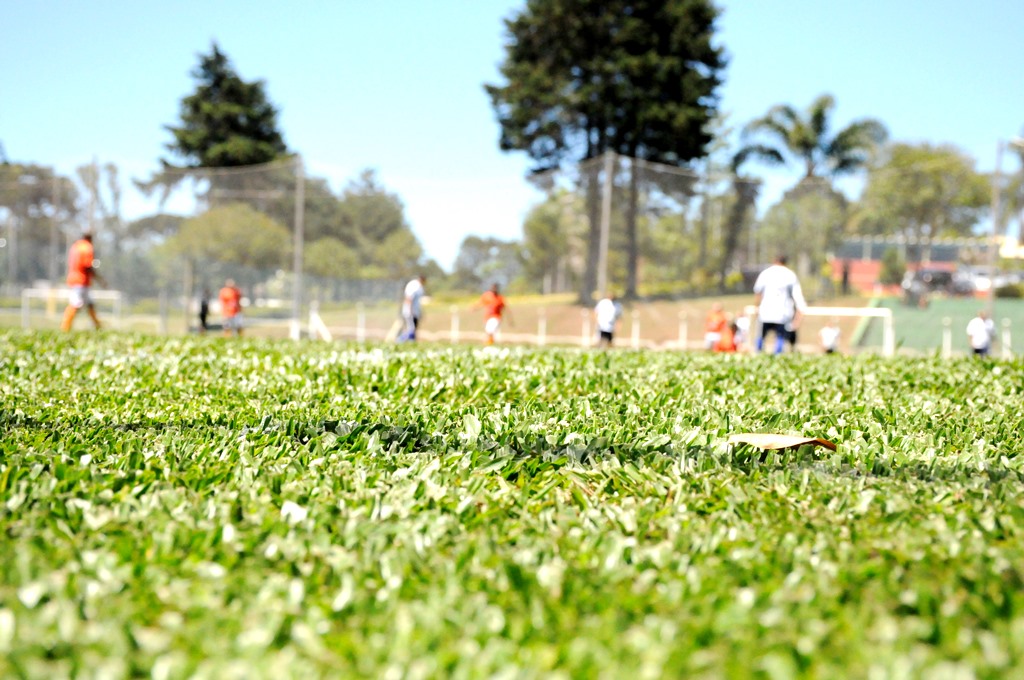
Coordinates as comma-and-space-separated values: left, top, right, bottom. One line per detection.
901, 268, 974, 305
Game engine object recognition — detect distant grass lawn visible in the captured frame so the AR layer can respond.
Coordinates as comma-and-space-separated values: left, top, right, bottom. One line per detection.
3, 291, 873, 351
859, 297, 1024, 355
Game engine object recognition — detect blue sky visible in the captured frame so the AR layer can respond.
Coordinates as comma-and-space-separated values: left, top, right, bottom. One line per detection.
2, 1, 1022, 269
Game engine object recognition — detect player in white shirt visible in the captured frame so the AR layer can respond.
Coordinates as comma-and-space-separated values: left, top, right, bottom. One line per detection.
819, 317, 841, 354
966, 310, 995, 356
753, 255, 807, 354
594, 293, 623, 348
400, 275, 426, 342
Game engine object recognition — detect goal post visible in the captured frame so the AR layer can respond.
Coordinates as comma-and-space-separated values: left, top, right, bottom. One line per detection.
741, 305, 895, 356
21, 287, 123, 330
801, 305, 895, 356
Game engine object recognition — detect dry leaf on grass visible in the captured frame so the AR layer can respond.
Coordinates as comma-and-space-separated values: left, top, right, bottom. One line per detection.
727, 433, 837, 451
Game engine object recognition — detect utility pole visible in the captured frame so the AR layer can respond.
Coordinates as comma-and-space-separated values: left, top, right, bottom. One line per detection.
88, 156, 98, 235
987, 138, 1024, 319
597, 151, 614, 296
49, 173, 60, 284
985, 140, 1004, 317
290, 155, 305, 341
986, 137, 1024, 317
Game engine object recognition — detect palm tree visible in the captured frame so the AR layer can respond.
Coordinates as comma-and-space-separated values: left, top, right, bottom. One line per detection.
733, 95, 884, 293
733, 94, 887, 180
1007, 143, 1024, 240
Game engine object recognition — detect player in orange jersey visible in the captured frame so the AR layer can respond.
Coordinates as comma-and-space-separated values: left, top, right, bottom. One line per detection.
473, 282, 511, 345
704, 302, 727, 350
714, 314, 738, 352
61, 232, 106, 331
219, 279, 244, 337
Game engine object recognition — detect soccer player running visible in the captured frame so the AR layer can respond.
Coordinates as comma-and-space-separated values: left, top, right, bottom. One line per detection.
219, 279, 244, 337
473, 282, 511, 345
61, 232, 106, 332
753, 255, 807, 354
400, 275, 426, 342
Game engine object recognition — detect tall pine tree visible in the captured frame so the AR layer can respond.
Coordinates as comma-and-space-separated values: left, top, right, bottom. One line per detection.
164, 43, 288, 168
486, 0, 725, 301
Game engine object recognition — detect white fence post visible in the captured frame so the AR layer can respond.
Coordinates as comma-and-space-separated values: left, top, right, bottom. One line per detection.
356, 302, 366, 343
882, 311, 895, 357
1002, 318, 1012, 359
631, 309, 640, 349
538, 307, 547, 347
941, 317, 952, 358
450, 305, 460, 344
158, 290, 168, 335
308, 302, 334, 341
581, 309, 591, 348
678, 311, 688, 350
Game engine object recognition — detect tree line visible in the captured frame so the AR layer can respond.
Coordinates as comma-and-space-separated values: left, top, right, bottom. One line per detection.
2, 2, 1022, 303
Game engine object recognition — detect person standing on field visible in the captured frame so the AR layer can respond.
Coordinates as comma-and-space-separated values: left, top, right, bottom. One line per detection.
713, 314, 738, 352
198, 288, 210, 333
966, 309, 995, 356
819, 317, 841, 354
61, 232, 106, 332
704, 302, 727, 350
594, 293, 623, 348
753, 254, 807, 354
473, 282, 510, 345
219, 279, 244, 337
400, 274, 426, 342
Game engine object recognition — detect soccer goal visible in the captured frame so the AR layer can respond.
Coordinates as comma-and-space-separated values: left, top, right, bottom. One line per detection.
802, 305, 895, 356
21, 287, 123, 330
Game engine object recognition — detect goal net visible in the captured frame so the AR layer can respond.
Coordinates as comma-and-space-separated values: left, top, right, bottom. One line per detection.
21, 287, 123, 331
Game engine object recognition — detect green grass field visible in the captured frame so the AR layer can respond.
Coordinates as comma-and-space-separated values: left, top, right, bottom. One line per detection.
859, 298, 1024, 355
2, 331, 1023, 677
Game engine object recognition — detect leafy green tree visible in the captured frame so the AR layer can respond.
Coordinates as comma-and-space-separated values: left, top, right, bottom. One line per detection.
1004, 141, 1024, 241
735, 94, 888, 181
76, 161, 130, 286
368, 229, 424, 281
640, 211, 695, 288
337, 170, 424, 278
304, 236, 362, 302
717, 172, 761, 290
852, 143, 990, 242
736, 94, 885, 282
304, 237, 360, 279
880, 247, 906, 286
519, 190, 587, 294
0, 164, 78, 284
168, 203, 290, 271
124, 214, 185, 244
758, 180, 848, 296
486, 0, 725, 301
164, 43, 287, 168
137, 43, 291, 217
338, 171, 406, 248
294, 176, 349, 244
451, 236, 523, 292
